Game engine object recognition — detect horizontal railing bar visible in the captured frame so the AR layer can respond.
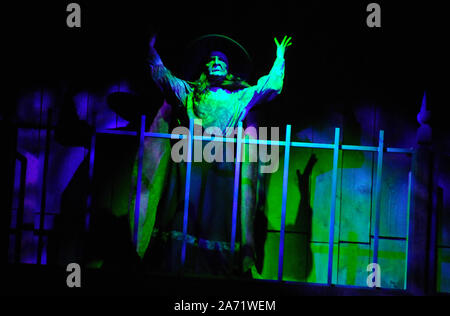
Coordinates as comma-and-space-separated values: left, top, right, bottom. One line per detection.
96, 130, 138, 136
343, 145, 414, 154
10, 225, 405, 243
267, 230, 309, 234
292, 142, 333, 149
96, 130, 414, 153
341, 145, 378, 151
146, 132, 185, 139
264, 231, 407, 243
338, 240, 371, 245
386, 147, 414, 154
8, 227, 54, 235
370, 235, 407, 241
191, 136, 236, 143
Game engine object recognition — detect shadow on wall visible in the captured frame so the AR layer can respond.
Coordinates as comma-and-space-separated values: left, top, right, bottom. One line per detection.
254, 105, 368, 281
47, 130, 141, 271
47, 89, 146, 271
288, 153, 318, 279
254, 153, 317, 280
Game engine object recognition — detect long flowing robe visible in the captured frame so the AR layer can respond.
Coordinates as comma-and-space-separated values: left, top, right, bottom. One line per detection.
130, 52, 285, 276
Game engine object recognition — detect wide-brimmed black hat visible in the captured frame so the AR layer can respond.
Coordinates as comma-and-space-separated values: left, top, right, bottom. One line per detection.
183, 34, 252, 81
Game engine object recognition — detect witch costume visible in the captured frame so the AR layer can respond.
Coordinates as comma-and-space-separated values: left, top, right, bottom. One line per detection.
131, 34, 287, 278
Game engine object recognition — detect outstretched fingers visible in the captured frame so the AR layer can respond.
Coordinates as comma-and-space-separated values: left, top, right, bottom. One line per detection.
149, 34, 157, 48
275, 36, 293, 48
274, 37, 280, 46
283, 36, 292, 47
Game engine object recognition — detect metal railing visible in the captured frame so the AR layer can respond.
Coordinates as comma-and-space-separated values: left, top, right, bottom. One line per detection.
92, 115, 414, 287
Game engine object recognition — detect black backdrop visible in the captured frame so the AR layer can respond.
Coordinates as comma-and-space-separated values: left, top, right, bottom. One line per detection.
8, 1, 445, 130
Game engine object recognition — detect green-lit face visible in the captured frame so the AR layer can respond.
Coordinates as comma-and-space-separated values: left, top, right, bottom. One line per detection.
206, 55, 228, 78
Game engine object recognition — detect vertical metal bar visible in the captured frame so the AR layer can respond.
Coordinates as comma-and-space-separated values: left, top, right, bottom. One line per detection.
327, 127, 340, 285
4, 119, 17, 265
133, 115, 146, 249
85, 129, 96, 232
278, 125, 291, 281
181, 119, 194, 267
373, 130, 384, 268
428, 173, 439, 294
231, 122, 243, 254
37, 109, 52, 265
14, 153, 27, 264
404, 171, 412, 289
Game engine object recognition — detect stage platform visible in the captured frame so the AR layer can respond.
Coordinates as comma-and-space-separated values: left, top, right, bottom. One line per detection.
3, 263, 410, 296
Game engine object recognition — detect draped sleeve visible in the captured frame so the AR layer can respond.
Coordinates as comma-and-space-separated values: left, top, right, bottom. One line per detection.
233, 56, 285, 121
148, 54, 193, 107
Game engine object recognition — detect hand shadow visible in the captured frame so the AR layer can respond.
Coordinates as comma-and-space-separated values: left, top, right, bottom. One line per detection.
254, 153, 317, 280
287, 153, 317, 280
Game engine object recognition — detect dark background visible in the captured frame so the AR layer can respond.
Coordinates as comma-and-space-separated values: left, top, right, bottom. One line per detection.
7, 1, 446, 130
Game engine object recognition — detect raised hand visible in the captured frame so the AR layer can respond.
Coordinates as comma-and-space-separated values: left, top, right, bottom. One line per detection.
148, 34, 162, 64
274, 35, 292, 59
149, 34, 157, 54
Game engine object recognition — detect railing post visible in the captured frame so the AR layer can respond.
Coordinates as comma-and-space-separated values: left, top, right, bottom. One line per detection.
5, 118, 18, 265
407, 92, 434, 295
404, 171, 412, 289
278, 125, 291, 281
181, 119, 194, 267
85, 123, 96, 232
327, 127, 340, 285
133, 115, 146, 249
37, 109, 52, 265
231, 122, 243, 254
372, 130, 384, 269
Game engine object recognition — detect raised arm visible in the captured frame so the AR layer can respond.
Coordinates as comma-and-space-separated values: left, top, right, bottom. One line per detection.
256, 36, 292, 98
148, 35, 192, 107
235, 36, 292, 115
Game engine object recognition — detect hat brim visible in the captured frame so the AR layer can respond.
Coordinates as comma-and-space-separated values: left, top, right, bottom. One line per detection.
183, 34, 252, 81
